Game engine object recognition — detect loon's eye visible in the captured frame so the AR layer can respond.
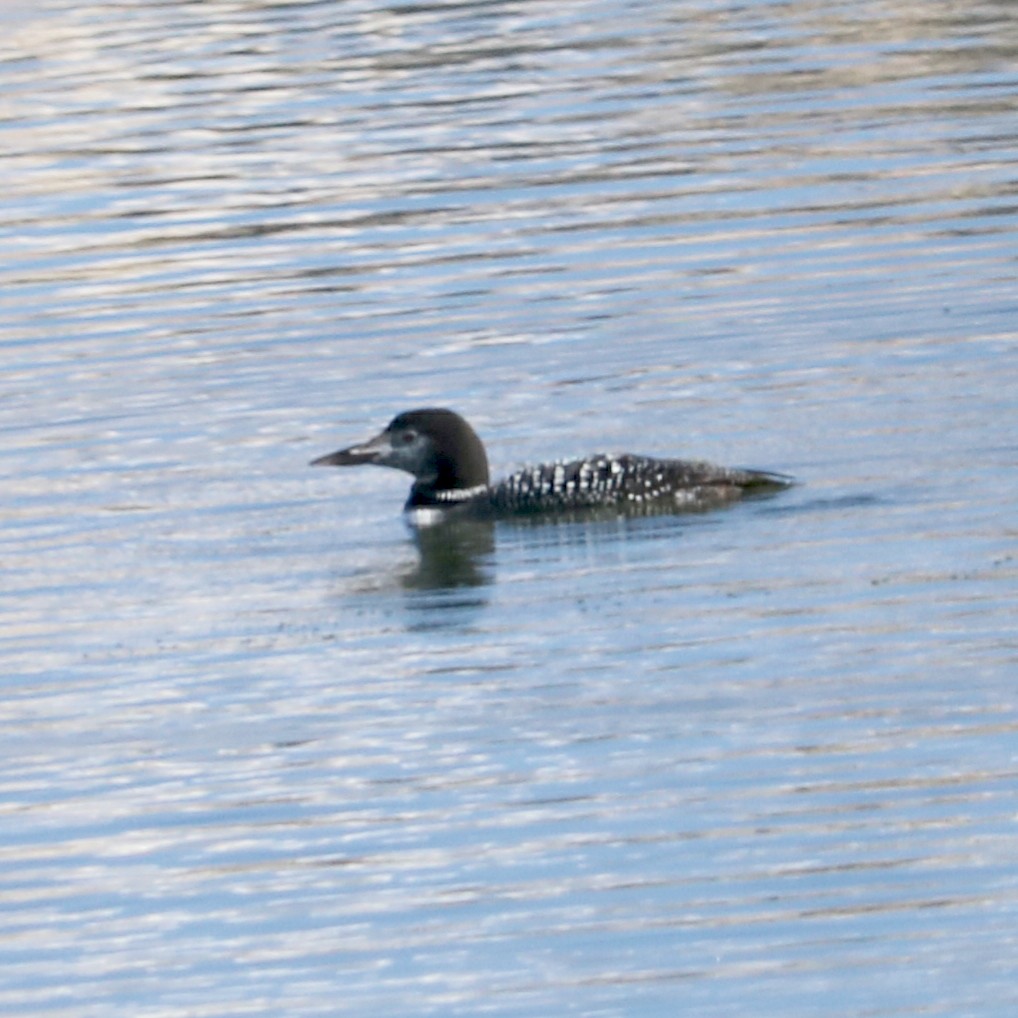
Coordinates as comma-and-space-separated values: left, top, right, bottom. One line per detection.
398, 430, 416, 446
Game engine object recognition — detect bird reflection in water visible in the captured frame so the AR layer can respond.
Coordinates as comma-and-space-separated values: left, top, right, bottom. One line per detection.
400, 518, 495, 592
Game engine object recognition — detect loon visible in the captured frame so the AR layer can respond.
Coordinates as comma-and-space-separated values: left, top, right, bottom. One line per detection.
311, 408, 792, 523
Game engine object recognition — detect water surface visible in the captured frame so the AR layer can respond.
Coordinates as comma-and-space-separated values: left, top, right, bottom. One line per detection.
1, 1, 1016, 1015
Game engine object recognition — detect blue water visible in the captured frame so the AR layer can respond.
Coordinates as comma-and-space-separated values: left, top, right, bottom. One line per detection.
1, 1, 1016, 1015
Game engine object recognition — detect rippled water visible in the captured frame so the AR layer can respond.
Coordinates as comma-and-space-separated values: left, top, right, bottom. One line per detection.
2, 1, 1017, 1015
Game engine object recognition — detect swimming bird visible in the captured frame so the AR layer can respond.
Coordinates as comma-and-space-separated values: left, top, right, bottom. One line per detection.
311, 408, 791, 524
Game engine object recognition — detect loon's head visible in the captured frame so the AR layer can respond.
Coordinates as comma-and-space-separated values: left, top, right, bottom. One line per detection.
311, 409, 490, 496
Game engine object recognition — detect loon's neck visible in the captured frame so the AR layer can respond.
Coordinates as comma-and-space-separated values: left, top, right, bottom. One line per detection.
406, 481, 490, 510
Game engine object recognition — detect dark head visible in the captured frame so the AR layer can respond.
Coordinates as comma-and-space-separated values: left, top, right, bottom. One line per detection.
310, 409, 490, 496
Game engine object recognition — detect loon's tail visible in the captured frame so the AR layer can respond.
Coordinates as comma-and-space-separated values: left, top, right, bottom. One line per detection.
736, 468, 796, 491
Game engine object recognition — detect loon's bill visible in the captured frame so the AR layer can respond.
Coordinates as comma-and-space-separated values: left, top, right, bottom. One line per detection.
311, 408, 793, 522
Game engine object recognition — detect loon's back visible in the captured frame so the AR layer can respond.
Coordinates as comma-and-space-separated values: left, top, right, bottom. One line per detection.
486, 454, 789, 516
